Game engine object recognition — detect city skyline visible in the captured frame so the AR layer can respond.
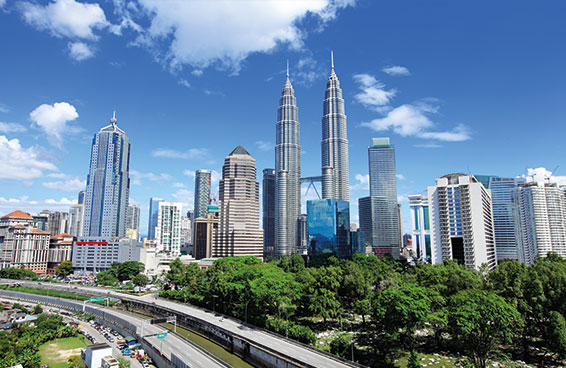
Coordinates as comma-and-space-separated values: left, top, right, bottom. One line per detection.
1, 1, 565, 235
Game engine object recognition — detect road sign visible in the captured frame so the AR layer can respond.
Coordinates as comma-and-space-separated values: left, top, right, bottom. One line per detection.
157, 332, 167, 339
89, 298, 96, 302
150, 317, 168, 324
89, 297, 105, 302
95, 297, 105, 301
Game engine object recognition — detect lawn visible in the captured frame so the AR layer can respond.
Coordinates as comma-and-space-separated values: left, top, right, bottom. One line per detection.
39, 336, 89, 368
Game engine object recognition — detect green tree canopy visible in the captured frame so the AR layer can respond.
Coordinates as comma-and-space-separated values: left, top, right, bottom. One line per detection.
55, 260, 74, 277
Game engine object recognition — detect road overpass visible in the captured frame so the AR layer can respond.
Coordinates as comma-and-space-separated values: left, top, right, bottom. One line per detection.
0, 279, 363, 368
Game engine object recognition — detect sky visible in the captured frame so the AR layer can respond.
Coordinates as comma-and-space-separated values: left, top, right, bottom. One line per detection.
1, 0, 565, 236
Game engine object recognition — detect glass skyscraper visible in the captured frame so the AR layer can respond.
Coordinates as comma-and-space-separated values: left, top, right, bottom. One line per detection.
148, 197, 164, 240
263, 168, 276, 258
307, 198, 350, 259
194, 170, 211, 219
82, 113, 130, 238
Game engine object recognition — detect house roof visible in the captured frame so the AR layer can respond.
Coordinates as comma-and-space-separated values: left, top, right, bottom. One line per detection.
32, 229, 50, 234
51, 233, 72, 239
2, 210, 32, 219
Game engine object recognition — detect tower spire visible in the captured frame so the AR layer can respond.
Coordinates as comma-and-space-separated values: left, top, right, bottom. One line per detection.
331, 50, 334, 70
110, 110, 117, 125
286, 59, 289, 78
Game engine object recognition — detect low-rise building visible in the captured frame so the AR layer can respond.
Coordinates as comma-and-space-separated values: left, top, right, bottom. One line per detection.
84, 343, 112, 368
72, 237, 143, 274
47, 233, 73, 275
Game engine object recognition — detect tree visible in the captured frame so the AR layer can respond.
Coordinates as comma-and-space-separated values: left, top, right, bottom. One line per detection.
306, 266, 343, 323
56, 260, 74, 277
330, 332, 352, 358
12, 303, 28, 313
32, 304, 43, 315
132, 273, 149, 287
96, 271, 118, 286
165, 258, 186, 289
117, 261, 145, 281
67, 355, 83, 368
117, 357, 131, 368
447, 290, 521, 368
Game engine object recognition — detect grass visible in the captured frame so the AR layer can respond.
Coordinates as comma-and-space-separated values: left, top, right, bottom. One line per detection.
38, 336, 89, 368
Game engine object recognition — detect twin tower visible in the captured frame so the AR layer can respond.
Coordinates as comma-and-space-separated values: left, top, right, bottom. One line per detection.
274, 52, 350, 257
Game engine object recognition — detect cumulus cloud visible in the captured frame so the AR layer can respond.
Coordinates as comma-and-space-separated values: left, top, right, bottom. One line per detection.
45, 197, 77, 205
396, 174, 406, 180
0, 122, 27, 133
172, 189, 194, 208
130, 170, 172, 185
0, 135, 58, 180
256, 140, 273, 152
68, 41, 95, 61
0, 196, 77, 216
524, 167, 566, 186
419, 124, 471, 142
131, 0, 355, 73
152, 148, 208, 159
29, 102, 79, 146
172, 182, 186, 188
42, 177, 86, 192
211, 170, 221, 184
19, 0, 108, 39
0, 104, 8, 113
0, 0, 5, 8
350, 174, 369, 191
183, 169, 195, 178
353, 73, 396, 108
382, 65, 411, 76
178, 79, 190, 88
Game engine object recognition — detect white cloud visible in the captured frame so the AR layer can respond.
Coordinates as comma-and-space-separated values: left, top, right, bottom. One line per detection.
68, 41, 95, 61
397, 194, 409, 203
256, 140, 273, 152
524, 167, 566, 186
29, 102, 79, 146
361, 102, 471, 142
42, 177, 86, 192
130, 170, 172, 185
414, 143, 442, 149
382, 65, 411, 76
353, 73, 396, 108
19, 0, 108, 40
45, 197, 77, 205
0, 0, 5, 8
0, 104, 9, 113
172, 182, 185, 188
47, 173, 68, 179
178, 79, 190, 88
0, 122, 27, 133
152, 148, 208, 159
172, 189, 194, 208
211, 170, 221, 184
0, 196, 77, 216
0, 135, 58, 180
350, 174, 369, 191
396, 174, 406, 180
131, 0, 355, 73
183, 169, 195, 178
191, 69, 203, 76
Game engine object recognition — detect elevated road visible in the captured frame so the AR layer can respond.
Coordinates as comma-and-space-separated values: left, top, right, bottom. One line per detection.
1, 279, 362, 368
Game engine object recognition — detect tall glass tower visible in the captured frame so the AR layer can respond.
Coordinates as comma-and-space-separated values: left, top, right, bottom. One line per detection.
321, 52, 349, 201
194, 170, 211, 219
275, 64, 301, 257
263, 168, 276, 257
83, 113, 130, 238
148, 198, 164, 240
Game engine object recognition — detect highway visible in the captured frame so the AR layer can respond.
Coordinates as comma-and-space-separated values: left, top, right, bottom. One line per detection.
1, 279, 361, 368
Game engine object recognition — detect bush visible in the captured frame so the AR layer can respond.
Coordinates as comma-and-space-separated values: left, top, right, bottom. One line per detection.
330, 332, 352, 358
265, 318, 316, 345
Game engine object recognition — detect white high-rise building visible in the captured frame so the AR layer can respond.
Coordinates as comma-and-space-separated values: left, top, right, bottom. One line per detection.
427, 174, 497, 270
68, 204, 84, 237
83, 113, 130, 238
321, 52, 349, 201
512, 182, 566, 264
125, 203, 140, 232
214, 146, 263, 258
48, 211, 68, 236
408, 194, 433, 263
155, 202, 183, 256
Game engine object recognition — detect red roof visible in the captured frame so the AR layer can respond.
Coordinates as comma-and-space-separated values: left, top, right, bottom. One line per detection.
32, 228, 50, 234
51, 233, 72, 239
10, 224, 25, 229
2, 210, 33, 219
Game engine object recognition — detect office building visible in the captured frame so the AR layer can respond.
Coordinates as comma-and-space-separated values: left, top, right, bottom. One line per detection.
125, 203, 140, 233
275, 66, 302, 257
351, 229, 365, 255
0, 210, 50, 274
78, 190, 85, 205
262, 168, 276, 257
47, 233, 73, 275
72, 237, 143, 274
427, 174, 497, 270
155, 202, 183, 256
321, 52, 350, 201
485, 176, 526, 261
193, 213, 219, 260
358, 196, 373, 248
68, 204, 84, 237
194, 170, 211, 219
48, 211, 68, 236
214, 146, 263, 258
148, 198, 164, 240
512, 182, 566, 264
83, 113, 130, 238
307, 199, 350, 259
33, 211, 49, 231
408, 194, 432, 263
299, 214, 309, 252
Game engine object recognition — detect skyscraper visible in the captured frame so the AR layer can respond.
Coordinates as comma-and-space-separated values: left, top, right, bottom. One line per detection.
194, 170, 211, 219
125, 203, 140, 232
321, 52, 349, 201
368, 138, 401, 258
148, 198, 164, 240
82, 113, 130, 238
47, 211, 69, 236
214, 146, 263, 258
78, 190, 85, 205
68, 204, 84, 237
275, 65, 301, 257
307, 199, 350, 259
408, 194, 432, 263
155, 201, 183, 255
263, 168, 276, 257
428, 174, 497, 270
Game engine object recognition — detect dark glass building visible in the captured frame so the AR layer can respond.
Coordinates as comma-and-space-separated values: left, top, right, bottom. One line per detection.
307, 199, 350, 259
262, 168, 275, 258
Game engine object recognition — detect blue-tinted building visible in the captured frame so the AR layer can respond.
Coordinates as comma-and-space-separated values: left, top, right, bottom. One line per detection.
148, 198, 164, 240
351, 229, 365, 255
307, 199, 350, 259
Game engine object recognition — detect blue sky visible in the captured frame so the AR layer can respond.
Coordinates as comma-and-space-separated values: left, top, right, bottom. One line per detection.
1, 0, 565, 235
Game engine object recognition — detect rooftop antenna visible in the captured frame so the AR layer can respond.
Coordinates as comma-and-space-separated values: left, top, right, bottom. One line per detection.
286, 59, 289, 78
331, 50, 334, 70
110, 110, 117, 125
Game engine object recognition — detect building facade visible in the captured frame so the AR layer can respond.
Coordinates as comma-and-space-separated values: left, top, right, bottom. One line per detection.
275, 68, 302, 257
194, 170, 211, 219
262, 168, 276, 258
193, 213, 219, 260
427, 174, 497, 270
0, 211, 50, 274
47, 233, 73, 275
82, 113, 130, 238
125, 203, 140, 233
321, 52, 350, 201
47, 211, 68, 236
147, 198, 164, 240
72, 237, 143, 274
68, 204, 84, 237
155, 202, 183, 256
512, 182, 566, 264
307, 199, 350, 259
408, 194, 432, 263
214, 146, 263, 258
358, 196, 373, 248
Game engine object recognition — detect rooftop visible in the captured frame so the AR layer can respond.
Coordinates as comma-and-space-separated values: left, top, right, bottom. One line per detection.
2, 210, 32, 219
87, 342, 112, 350
51, 233, 72, 239
229, 145, 250, 156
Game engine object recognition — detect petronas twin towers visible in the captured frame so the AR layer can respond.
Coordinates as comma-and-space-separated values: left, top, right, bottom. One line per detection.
274, 53, 350, 257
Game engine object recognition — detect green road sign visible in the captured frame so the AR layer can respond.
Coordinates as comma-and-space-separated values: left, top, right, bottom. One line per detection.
89, 297, 105, 302
95, 297, 105, 301
89, 298, 96, 302
157, 332, 167, 339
